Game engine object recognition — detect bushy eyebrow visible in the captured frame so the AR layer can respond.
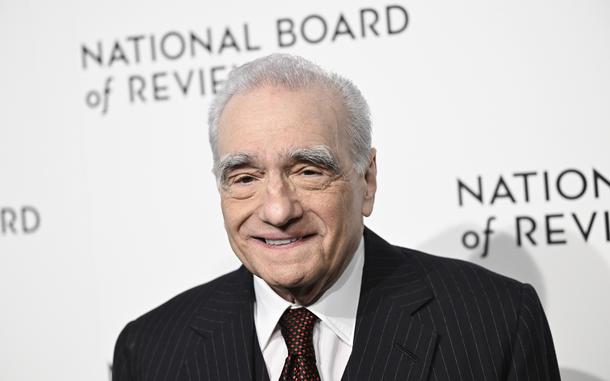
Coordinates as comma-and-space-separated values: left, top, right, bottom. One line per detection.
214, 153, 256, 183
288, 145, 340, 174
214, 146, 340, 184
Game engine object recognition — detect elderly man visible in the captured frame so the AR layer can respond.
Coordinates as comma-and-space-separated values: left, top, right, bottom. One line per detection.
113, 54, 560, 381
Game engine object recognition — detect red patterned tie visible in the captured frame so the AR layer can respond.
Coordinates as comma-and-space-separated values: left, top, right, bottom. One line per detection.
279, 308, 321, 381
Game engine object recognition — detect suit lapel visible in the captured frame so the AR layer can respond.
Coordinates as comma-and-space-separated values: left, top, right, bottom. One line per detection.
342, 228, 438, 381
184, 267, 268, 381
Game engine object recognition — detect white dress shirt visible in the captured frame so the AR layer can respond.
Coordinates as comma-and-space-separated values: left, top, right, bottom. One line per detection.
253, 237, 365, 381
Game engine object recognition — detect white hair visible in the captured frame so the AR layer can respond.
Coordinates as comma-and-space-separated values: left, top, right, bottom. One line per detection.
207, 53, 372, 175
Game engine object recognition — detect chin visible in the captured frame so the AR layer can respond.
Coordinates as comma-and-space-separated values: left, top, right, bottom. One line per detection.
264, 267, 318, 290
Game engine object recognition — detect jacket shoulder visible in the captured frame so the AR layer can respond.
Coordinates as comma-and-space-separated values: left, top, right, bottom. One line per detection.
364, 227, 529, 309
112, 267, 247, 379
399, 246, 534, 343
135, 267, 243, 328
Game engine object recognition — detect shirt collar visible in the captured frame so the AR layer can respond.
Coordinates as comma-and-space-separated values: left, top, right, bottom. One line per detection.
253, 236, 365, 351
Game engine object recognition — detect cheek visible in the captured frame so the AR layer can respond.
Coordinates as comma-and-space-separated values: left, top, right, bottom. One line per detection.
219, 198, 233, 225
220, 197, 252, 234
309, 185, 360, 230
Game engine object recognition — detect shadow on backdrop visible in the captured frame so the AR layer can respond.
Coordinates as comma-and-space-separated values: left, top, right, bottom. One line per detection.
466, 232, 546, 305
419, 226, 547, 303
560, 368, 606, 381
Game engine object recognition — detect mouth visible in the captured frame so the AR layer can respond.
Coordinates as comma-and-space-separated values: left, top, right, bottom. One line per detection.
252, 234, 316, 248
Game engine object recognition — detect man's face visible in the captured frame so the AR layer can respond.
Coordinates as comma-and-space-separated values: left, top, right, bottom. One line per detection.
216, 84, 376, 304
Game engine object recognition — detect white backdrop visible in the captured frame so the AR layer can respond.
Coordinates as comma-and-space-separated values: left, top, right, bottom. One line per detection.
1, 0, 609, 380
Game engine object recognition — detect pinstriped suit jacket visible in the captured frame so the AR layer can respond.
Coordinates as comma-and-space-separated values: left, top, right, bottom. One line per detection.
113, 228, 560, 381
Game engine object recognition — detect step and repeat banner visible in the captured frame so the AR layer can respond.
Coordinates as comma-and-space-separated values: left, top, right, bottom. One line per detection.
1, 0, 609, 380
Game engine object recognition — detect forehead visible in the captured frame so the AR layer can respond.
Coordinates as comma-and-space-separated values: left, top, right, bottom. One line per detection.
216, 85, 349, 162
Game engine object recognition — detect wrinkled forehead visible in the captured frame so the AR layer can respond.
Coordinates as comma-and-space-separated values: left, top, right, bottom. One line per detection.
216, 84, 350, 158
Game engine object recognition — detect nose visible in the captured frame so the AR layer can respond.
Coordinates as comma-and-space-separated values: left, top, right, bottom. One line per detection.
258, 173, 303, 227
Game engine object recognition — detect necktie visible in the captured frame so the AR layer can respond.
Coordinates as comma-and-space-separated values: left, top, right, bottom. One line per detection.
278, 307, 321, 381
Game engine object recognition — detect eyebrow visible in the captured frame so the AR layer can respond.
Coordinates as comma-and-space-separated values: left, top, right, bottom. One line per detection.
214, 153, 256, 183
289, 145, 340, 174
214, 145, 341, 183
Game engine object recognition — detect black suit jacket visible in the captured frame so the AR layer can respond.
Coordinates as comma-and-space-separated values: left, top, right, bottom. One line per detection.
113, 228, 560, 381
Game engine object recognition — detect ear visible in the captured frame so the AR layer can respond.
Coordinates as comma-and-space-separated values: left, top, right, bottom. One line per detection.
361, 148, 377, 217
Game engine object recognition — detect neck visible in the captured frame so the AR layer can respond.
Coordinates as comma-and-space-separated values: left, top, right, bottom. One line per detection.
271, 283, 324, 306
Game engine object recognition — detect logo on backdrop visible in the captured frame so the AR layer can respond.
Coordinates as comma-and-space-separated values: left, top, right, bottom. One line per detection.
1, 206, 41, 236
79, 4, 409, 115
457, 168, 610, 257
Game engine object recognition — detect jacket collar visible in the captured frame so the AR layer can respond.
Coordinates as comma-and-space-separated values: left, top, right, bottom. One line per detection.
187, 266, 261, 381
341, 227, 438, 381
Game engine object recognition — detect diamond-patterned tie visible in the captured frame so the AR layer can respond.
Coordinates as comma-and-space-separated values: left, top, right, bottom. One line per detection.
278, 308, 321, 381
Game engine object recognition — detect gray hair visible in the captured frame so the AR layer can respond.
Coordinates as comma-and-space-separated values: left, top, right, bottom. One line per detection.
207, 53, 372, 176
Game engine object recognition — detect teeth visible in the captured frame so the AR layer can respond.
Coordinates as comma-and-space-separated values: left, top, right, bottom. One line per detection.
265, 237, 300, 246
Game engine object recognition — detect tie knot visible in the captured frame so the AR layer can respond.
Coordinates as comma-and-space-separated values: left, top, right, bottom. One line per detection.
279, 308, 318, 357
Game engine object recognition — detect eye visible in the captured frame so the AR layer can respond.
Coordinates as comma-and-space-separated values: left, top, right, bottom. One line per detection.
232, 174, 258, 185
300, 168, 323, 176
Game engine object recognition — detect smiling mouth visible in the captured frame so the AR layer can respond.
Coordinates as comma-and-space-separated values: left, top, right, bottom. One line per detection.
265, 237, 300, 246
253, 234, 315, 247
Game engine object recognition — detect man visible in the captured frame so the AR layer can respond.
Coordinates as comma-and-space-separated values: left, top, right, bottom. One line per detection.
113, 54, 560, 381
